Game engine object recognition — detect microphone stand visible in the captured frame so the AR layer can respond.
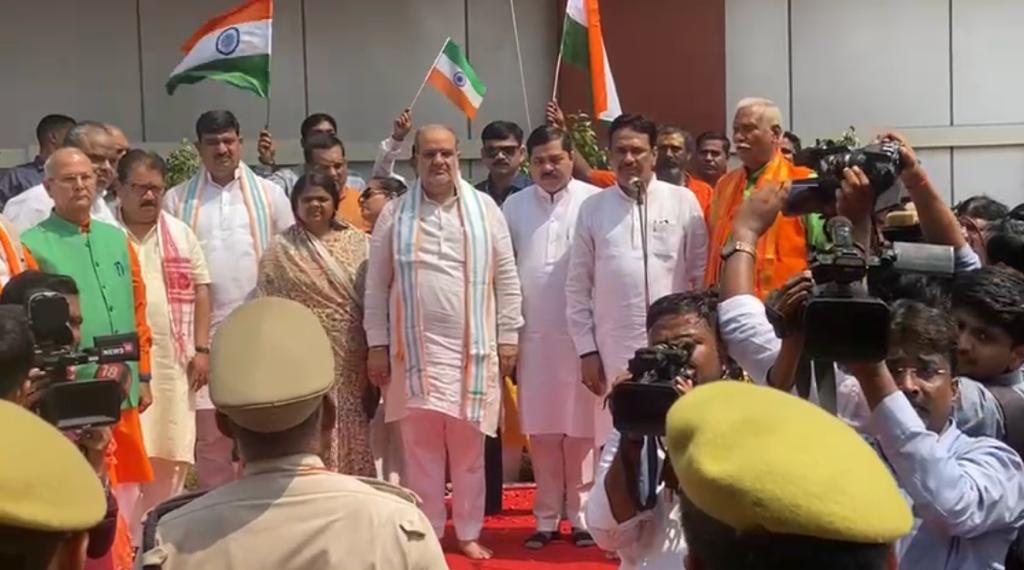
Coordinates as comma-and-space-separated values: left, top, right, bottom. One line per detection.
634, 179, 651, 309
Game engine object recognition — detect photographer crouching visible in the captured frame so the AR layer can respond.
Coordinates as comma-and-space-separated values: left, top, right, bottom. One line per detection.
583, 290, 742, 569
0, 271, 121, 564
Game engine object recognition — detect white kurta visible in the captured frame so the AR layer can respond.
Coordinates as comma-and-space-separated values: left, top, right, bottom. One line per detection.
566, 179, 708, 445
3, 183, 116, 232
363, 182, 524, 436
118, 212, 211, 463
164, 168, 293, 409
502, 179, 600, 437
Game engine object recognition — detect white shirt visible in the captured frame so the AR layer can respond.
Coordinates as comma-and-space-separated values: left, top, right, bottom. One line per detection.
371, 136, 408, 186
164, 168, 293, 409
565, 179, 708, 445
502, 180, 600, 437
717, 294, 871, 430
363, 182, 523, 435
584, 429, 686, 570
3, 183, 116, 232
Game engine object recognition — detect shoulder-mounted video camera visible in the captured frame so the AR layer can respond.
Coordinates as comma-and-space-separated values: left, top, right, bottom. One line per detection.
609, 342, 694, 437
27, 291, 137, 430
800, 217, 954, 362
785, 139, 904, 216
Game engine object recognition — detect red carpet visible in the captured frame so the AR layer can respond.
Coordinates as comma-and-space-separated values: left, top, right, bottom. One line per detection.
443, 486, 617, 570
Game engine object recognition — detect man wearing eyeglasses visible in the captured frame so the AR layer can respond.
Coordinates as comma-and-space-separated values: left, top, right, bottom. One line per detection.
18, 146, 157, 553
3, 122, 120, 232
113, 149, 212, 546
475, 121, 531, 207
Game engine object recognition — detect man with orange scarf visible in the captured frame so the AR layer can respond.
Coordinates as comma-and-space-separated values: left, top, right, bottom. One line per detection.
704, 97, 826, 298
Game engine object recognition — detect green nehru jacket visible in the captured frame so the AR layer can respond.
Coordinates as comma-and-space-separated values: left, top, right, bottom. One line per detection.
21, 214, 147, 409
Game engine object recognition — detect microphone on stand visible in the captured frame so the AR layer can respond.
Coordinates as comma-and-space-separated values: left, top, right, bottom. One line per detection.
629, 177, 648, 206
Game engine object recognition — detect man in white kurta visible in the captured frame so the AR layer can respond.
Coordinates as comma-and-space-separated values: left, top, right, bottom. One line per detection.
3, 122, 118, 232
114, 150, 212, 545
502, 126, 600, 547
566, 115, 708, 449
164, 110, 293, 490
364, 125, 523, 561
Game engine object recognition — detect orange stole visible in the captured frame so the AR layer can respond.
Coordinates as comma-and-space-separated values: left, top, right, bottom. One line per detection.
704, 152, 814, 299
684, 174, 714, 222
0, 222, 24, 289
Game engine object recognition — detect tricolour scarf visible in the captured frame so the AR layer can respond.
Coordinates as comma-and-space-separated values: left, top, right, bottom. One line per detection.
157, 212, 196, 366
177, 162, 273, 261
393, 177, 494, 423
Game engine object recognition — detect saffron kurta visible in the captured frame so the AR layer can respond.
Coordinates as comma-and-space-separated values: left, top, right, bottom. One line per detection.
502, 180, 600, 438
703, 151, 815, 298
566, 179, 708, 446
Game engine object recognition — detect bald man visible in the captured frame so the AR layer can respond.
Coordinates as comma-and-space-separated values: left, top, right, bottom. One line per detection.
704, 98, 821, 298
3, 121, 120, 231
364, 125, 524, 560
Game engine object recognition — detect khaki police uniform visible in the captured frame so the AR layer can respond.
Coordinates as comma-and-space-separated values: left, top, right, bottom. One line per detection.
139, 298, 447, 569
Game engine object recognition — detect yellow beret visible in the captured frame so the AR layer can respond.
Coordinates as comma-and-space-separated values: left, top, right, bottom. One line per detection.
666, 382, 912, 544
211, 297, 334, 433
0, 401, 105, 531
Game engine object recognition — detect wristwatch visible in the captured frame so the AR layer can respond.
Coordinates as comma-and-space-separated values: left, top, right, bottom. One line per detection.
721, 239, 757, 261
195, 346, 210, 354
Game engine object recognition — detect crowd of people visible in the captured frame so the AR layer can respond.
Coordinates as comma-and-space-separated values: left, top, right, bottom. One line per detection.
0, 92, 1022, 570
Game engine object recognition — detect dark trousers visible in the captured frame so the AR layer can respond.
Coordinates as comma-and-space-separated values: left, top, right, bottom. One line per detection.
484, 432, 503, 514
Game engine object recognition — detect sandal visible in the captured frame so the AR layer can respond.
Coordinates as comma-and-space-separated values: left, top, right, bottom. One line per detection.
523, 531, 556, 550
572, 528, 596, 547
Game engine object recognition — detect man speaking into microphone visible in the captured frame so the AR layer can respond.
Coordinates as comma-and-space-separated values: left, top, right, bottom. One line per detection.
566, 114, 708, 449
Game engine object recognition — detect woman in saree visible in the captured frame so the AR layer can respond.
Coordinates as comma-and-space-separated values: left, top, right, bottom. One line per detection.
256, 172, 374, 476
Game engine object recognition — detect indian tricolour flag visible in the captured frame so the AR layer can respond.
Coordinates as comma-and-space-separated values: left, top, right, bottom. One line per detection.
561, 0, 622, 121
427, 39, 487, 119
166, 0, 272, 98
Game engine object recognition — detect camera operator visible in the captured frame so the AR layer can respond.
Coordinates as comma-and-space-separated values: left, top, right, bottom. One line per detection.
0, 274, 119, 562
717, 172, 872, 428
845, 300, 1024, 569
583, 290, 741, 570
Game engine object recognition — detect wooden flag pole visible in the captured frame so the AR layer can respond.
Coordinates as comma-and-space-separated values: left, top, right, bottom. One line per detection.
509, 0, 532, 130
410, 38, 450, 111
551, 41, 564, 102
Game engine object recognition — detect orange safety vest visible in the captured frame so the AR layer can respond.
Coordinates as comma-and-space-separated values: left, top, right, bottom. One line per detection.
704, 151, 814, 299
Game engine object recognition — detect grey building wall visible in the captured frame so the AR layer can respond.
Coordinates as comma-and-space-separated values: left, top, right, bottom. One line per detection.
0, 0, 557, 181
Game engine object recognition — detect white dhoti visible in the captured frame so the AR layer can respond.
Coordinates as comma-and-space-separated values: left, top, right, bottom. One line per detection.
399, 408, 486, 541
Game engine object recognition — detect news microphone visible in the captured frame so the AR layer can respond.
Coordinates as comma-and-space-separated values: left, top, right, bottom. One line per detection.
629, 177, 647, 205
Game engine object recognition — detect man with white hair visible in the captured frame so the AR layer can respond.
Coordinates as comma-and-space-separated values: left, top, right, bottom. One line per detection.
703, 97, 820, 299
3, 121, 120, 231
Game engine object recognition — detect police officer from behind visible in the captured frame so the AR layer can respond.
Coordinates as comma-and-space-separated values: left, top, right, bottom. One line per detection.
0, 400, 106, 570
665, 382, 914, 569
140, 298, 447, 569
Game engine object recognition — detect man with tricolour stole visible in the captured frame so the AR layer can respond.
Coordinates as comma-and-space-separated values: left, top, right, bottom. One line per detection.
19, 146, 155, 528
164, 110, 293, 490
703, 97, 824, 299
364, 125, 524, 561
